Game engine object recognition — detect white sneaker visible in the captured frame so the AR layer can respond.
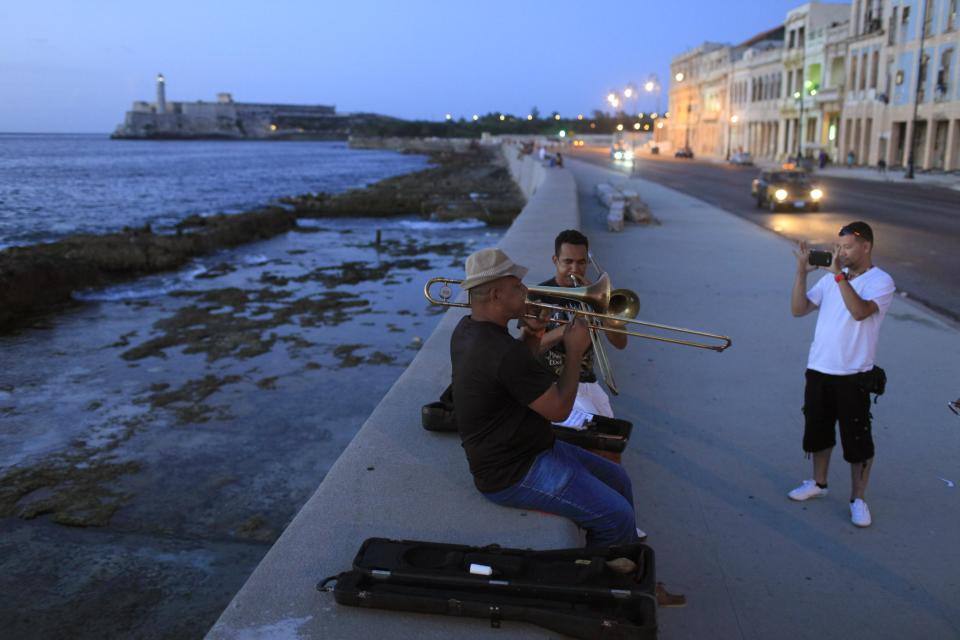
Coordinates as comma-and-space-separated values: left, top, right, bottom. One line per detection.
636, 527, 647, 541
850, 499, 872, 527
788, 480, 828, 501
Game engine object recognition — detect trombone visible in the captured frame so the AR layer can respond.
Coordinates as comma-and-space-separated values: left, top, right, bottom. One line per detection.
423, 273, 733, 353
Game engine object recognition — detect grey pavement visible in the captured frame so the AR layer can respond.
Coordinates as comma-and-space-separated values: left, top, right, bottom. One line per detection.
567, 156, 960, 639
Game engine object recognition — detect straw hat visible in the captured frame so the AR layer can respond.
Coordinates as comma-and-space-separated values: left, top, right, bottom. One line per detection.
461, 248, 528, 290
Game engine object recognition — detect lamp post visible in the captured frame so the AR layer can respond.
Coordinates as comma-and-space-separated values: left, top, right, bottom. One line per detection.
644, 75, 661, 116
906, 0, 929, 179
727, 115, 739, 159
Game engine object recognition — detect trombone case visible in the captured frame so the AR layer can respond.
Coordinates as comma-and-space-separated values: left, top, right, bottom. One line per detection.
324, 537, 658, 639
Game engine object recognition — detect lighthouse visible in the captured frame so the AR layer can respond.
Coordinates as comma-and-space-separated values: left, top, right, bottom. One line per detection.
156, 73, 167, 114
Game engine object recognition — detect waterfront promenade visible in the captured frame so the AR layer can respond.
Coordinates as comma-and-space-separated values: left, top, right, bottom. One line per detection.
209, 149, 960, 639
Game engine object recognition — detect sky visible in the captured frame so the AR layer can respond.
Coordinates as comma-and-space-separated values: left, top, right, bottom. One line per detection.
0, 0, 850, 133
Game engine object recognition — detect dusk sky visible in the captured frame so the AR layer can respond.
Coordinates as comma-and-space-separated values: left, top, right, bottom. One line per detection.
1, 1, 848, 133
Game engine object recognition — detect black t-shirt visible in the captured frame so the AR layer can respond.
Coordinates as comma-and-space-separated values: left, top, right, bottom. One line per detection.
531, 277, 597, 383
450, 316, 557, 493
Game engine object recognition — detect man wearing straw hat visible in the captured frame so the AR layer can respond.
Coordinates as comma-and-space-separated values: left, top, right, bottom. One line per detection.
450, 247, 641, 548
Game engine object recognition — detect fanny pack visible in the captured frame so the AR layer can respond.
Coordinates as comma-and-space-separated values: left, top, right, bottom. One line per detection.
859, 365, 887, 403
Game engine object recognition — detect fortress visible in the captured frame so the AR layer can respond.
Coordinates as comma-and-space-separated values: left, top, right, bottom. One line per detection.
112, 74, 374, 140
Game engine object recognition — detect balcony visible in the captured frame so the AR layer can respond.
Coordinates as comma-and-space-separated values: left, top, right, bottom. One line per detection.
813, 87, 840, 103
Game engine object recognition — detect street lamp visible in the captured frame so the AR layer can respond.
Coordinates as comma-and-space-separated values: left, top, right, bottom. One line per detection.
727, 115, 739, 159
644, 75, 661, 115
675, 72, 685, 83
906, 0, 930, 179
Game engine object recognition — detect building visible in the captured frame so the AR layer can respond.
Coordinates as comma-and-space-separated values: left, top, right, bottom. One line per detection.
841, 0, 960, 170
780, 3, 850, 163
730, 28, 787, 161
112, 74, 344, 139
669, 0, 960, 171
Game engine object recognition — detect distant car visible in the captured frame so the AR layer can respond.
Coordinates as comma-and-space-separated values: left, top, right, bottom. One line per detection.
572, 139, 585, 147
729, 151, 753, 166
610, 144, 634, 161
751, 170, 824, 212
675, 147, 694, 159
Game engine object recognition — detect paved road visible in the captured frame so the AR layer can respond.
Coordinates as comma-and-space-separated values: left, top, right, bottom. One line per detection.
570, 147, 960, 321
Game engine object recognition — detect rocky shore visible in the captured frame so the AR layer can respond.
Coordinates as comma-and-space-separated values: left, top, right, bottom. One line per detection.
282, 144, 523, 224
0, 143, 523, 332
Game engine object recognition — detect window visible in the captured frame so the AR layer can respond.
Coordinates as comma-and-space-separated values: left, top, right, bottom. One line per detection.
919, 51, 930, 102
798, 27, 805, 48
937, 49, 954, 99
788, 30, 795, 49
889, 7, 898, 44
850, 56, 858, 93
902, 6, 910, 24
924, 0, 934, 36
860, 53, 868, 90
870, 50, 879, 89
949, 0, 958, 31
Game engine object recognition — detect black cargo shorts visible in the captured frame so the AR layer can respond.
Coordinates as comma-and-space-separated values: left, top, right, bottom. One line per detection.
802, 368, 874, 463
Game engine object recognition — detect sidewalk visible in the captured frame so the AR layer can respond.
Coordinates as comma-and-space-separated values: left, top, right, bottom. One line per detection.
567, 156, 960, 639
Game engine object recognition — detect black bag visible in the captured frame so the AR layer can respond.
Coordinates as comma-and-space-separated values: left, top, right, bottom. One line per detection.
323, 537, 658, 639
553, 416, 634, 453
422, 387, 634, 454
421, 385, 457, 432
860, 365, 887, 403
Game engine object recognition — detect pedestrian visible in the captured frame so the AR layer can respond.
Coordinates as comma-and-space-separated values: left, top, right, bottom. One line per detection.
788, 222, 896, 527
846, 150, 856, 167
555, 152, 564, 168
818, 150, 828, 169
877, 158, 887, 176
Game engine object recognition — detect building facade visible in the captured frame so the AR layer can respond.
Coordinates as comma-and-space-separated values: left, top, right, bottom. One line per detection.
841, 0, 960, 170
668, 0, 960, 171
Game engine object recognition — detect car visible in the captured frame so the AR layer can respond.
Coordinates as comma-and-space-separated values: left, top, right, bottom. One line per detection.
751, 170, 824, 212
675, 147, 694, 159
610, 143, 634, 161
729, 151, 753, 166
572, 139, 585, 147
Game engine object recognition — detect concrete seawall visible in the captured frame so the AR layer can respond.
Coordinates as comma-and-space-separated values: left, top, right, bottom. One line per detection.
207, 147, 581, 639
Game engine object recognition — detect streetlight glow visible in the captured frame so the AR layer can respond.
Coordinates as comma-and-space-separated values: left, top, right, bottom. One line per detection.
577, 114, 584, 120
559, 130, 566, 137
527, 114, 533, 120
472, 114, 479, 121
616, 123, 624, 131
445, 113, 452, 121
675, 72, 684, 82
730, 115, 739, 123
607, 93, 616, 103
633, 122, 641, 130
499, 114, 505, 121
624, 88, 633, 98
644, 81, 655, 92
554, 114, 561, 120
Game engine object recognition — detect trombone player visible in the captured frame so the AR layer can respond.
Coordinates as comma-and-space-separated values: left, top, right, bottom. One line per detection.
533, 230, 627, 423
450, 247, 643, 548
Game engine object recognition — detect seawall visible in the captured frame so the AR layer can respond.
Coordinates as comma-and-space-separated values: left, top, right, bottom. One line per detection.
206, 145, 581, 639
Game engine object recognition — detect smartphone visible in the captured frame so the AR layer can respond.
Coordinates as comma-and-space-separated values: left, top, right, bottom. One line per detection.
808, 250, 832, 267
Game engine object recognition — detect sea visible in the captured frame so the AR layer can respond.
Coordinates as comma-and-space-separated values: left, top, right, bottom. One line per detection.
0, 133, 502, 639
0, 133, 431, 248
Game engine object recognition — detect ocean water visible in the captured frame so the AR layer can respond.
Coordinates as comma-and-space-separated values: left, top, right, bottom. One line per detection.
0, 133, 506, 638
0, 133, 430, 248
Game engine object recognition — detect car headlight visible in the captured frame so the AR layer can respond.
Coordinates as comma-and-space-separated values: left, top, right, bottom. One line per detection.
624, 150, 634, 160
810, 188, 823, 200
614, 151, 623, 160
775, 189, 788, 201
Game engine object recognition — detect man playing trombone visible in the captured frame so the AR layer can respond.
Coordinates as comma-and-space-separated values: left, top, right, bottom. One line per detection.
450, 247, 642, 548
532, 230, 627, 423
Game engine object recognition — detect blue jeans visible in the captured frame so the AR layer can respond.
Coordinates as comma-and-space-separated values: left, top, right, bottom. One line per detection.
483, 440, 639, 548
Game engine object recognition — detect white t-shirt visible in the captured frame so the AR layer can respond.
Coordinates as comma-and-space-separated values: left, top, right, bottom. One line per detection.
806, 266, 895, 375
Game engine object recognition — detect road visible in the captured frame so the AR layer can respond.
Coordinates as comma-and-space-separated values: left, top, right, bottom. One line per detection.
570, 147, 960, 321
